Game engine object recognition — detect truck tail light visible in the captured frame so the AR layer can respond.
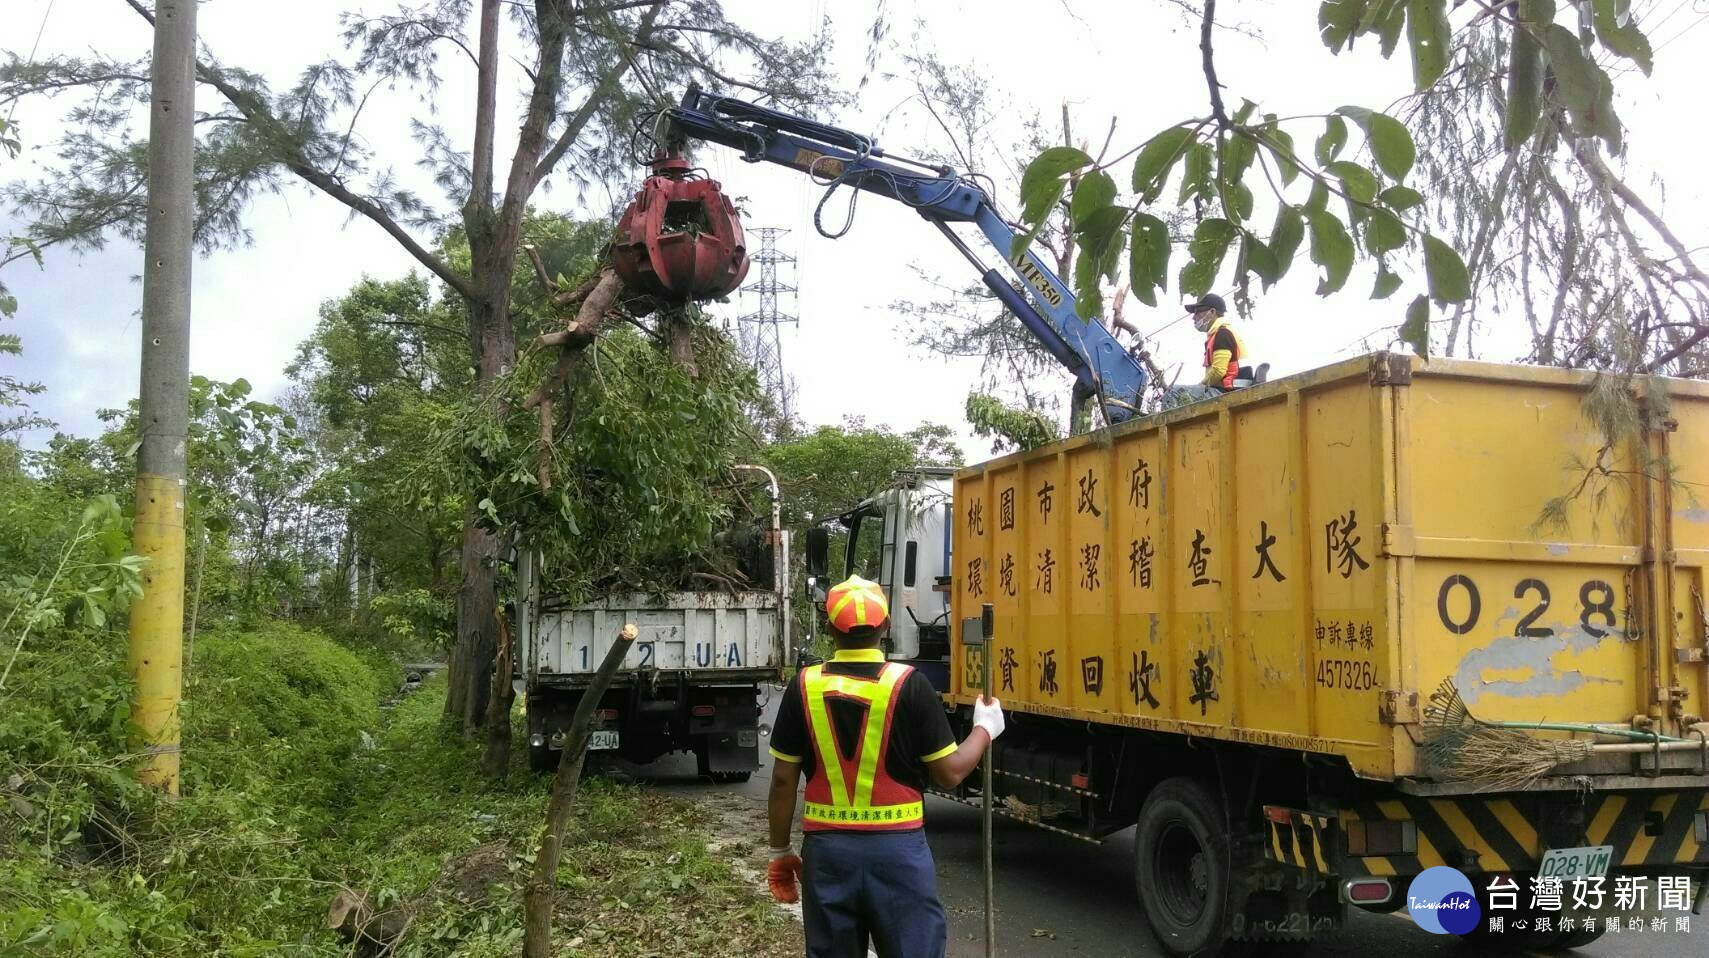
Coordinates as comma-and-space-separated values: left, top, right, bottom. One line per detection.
692, 705, 716, 717
1344, 878, 1392, 904
597, 708, 619, 720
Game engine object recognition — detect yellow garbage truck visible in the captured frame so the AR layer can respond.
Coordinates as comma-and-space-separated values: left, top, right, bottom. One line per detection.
943, 354, 1709, 953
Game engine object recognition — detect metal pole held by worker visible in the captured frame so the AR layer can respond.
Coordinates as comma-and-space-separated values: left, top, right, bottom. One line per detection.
980, 601, 996, 957
129, 0, 197, 795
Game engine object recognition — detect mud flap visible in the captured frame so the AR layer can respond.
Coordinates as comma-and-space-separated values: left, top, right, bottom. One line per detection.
701, 728, 759, 773
1234, 806, 1346, 942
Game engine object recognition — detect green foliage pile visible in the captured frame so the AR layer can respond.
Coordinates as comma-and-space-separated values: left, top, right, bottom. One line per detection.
435, 322, 765, 600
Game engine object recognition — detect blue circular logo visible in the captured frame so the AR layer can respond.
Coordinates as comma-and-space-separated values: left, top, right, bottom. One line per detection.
1406, 866, 1481, 935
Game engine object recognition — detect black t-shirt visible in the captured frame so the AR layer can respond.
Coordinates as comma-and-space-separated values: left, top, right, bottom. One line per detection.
769, 652, 957, 795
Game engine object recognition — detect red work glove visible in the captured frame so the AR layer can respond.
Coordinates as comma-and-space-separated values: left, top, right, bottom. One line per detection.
767, 846, 802, 903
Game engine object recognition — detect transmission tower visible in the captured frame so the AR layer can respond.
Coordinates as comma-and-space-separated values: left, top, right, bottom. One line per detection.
736, 227, 798, 423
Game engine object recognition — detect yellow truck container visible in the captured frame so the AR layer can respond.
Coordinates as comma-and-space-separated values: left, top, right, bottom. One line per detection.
940, 353, 1709, 952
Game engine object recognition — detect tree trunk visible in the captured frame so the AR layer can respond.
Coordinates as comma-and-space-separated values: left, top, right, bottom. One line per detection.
480, 605, 516, 779
446, 507, 501, 734
522, 624, 638, 958
443, 287, 516, 735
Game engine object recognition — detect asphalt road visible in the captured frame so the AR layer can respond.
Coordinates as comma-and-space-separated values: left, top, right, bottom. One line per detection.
629, 691, 1705, 958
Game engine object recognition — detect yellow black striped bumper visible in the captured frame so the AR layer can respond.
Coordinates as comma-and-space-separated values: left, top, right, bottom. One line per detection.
1336, 789, 1709, 878
1262, 806, 1334, 877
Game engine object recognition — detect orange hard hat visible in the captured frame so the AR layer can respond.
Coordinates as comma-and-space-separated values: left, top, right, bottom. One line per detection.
826, 575, 889, 633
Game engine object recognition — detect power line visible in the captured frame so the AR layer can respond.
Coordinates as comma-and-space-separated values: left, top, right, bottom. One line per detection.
4, 0, 58, 127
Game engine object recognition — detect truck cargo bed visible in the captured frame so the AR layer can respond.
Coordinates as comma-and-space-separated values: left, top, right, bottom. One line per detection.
951, 354, 1709, 786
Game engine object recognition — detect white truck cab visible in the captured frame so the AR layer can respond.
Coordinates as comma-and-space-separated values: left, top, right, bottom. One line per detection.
806, 468, 955, 688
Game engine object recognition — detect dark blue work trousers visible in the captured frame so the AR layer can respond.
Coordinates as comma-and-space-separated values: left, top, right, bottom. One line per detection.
800, 828, 947, 958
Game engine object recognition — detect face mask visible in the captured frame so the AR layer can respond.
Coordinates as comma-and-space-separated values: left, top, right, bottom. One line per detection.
1193, 311, 1215, 333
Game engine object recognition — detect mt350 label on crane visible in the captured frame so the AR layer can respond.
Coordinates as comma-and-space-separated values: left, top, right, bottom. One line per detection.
1010, 253, 1064, 308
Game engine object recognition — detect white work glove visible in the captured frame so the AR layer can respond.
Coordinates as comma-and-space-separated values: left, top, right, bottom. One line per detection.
973, 695, 1005, 741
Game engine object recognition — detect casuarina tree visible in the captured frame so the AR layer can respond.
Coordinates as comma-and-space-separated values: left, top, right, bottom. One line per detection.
0, 0, 832, 734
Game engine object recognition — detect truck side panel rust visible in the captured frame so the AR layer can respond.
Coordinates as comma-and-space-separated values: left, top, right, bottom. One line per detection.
952, 354, 1709, 786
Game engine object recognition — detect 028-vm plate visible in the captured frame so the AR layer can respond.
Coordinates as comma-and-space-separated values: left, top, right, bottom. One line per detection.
1537, 845, 1613, 880
588, 729, 620, 751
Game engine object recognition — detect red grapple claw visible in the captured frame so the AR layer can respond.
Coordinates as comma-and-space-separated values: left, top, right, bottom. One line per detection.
612, 154, 750, 302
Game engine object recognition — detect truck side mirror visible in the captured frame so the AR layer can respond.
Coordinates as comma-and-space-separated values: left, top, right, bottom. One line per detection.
805, 527, 829, 578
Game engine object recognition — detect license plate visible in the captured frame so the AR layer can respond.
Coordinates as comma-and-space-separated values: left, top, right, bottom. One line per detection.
1537, 845, 1613, 880
588, 730, 620, 751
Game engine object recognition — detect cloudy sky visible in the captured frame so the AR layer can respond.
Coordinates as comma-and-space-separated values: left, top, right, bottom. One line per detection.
4, 0, 1707, 457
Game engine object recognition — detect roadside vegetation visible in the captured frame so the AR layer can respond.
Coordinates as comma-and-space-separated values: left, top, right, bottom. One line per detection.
2, 621, 796, 955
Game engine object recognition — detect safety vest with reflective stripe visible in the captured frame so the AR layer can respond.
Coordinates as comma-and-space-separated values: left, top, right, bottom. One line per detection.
799, 661, 924, 831
1203, 318, 1246, 390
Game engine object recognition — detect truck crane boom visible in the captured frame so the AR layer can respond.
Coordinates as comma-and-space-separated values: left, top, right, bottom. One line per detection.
653, 85, 1150, 422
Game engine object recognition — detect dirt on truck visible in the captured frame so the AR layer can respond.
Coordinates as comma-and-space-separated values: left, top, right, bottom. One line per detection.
943, 353, 1709, 953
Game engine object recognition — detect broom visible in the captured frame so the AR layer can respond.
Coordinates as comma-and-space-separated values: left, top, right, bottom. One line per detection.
1421, 678, 1615, 792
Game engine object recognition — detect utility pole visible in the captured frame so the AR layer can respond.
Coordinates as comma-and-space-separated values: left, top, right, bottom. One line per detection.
129, 0, 197, 795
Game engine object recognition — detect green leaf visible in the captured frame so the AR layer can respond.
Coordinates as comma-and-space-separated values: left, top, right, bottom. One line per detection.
1592, 0, 1652, 75
1259, 118, 1300, 185
1370, 0, 1408, 57
1223, 131, 1258, 183
1406, 0, 1451, 90
1541, 23, 1622, 150
1179, 218, 1237, 299
1070, 169, 1118, 230
1128, 213, 1171, 307
1131, 126, 1197, 203
1379, 184, 1424, 210
1177, 141, 1214, 204
1305, 178, 1331, 215
1371, 264, 1404, 299
1074, 250, 1104, 322
1315, 115, 1349, 166
1074, 207, 1129, 318
1422, 234, 1470, 304
1327, 160, 1380, 204
1505, 1, 1548, 150
1319, 0, 1368, 52
1269, 206, 1306, 282
1366, 208, 1406, 254
1365, 112, 1415, 181
1020, 146, 1093, 219
1233, 99, 1259, 125
1015, 147, 1091, 257
1243, 232, 1281, 291
230, 377, 252, 398
1308, 209, 1355, 295
1401, 294, 1431, 358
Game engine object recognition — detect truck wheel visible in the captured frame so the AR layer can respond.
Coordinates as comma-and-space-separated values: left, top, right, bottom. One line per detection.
1135, 777, 1233, 957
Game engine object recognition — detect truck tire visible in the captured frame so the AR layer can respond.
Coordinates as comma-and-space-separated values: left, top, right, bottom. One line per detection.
1135, 777, 1234, 957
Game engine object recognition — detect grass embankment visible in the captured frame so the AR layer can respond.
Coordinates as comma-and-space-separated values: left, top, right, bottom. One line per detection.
1, 622, 797, 956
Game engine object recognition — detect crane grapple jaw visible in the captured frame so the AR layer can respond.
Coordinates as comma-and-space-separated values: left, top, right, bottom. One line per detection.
611, 153, 750, 302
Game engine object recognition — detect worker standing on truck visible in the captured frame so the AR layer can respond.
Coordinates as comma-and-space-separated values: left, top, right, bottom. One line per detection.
765, 574, 1004, 958
1162, 293, 1247, 408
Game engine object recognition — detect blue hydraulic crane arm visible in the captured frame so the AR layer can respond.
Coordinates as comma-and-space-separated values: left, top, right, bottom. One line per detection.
660, 86, 1149, 422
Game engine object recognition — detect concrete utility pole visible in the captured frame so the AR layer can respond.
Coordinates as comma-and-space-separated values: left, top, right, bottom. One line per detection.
129, 0, 197, 795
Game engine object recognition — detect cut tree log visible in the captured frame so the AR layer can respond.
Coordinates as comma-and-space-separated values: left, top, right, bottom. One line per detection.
326, 887, 408, 957
521, 622, 638, 958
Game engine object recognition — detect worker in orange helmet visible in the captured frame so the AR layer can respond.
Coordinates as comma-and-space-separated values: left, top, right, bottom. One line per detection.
765, 574, 1004, 957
